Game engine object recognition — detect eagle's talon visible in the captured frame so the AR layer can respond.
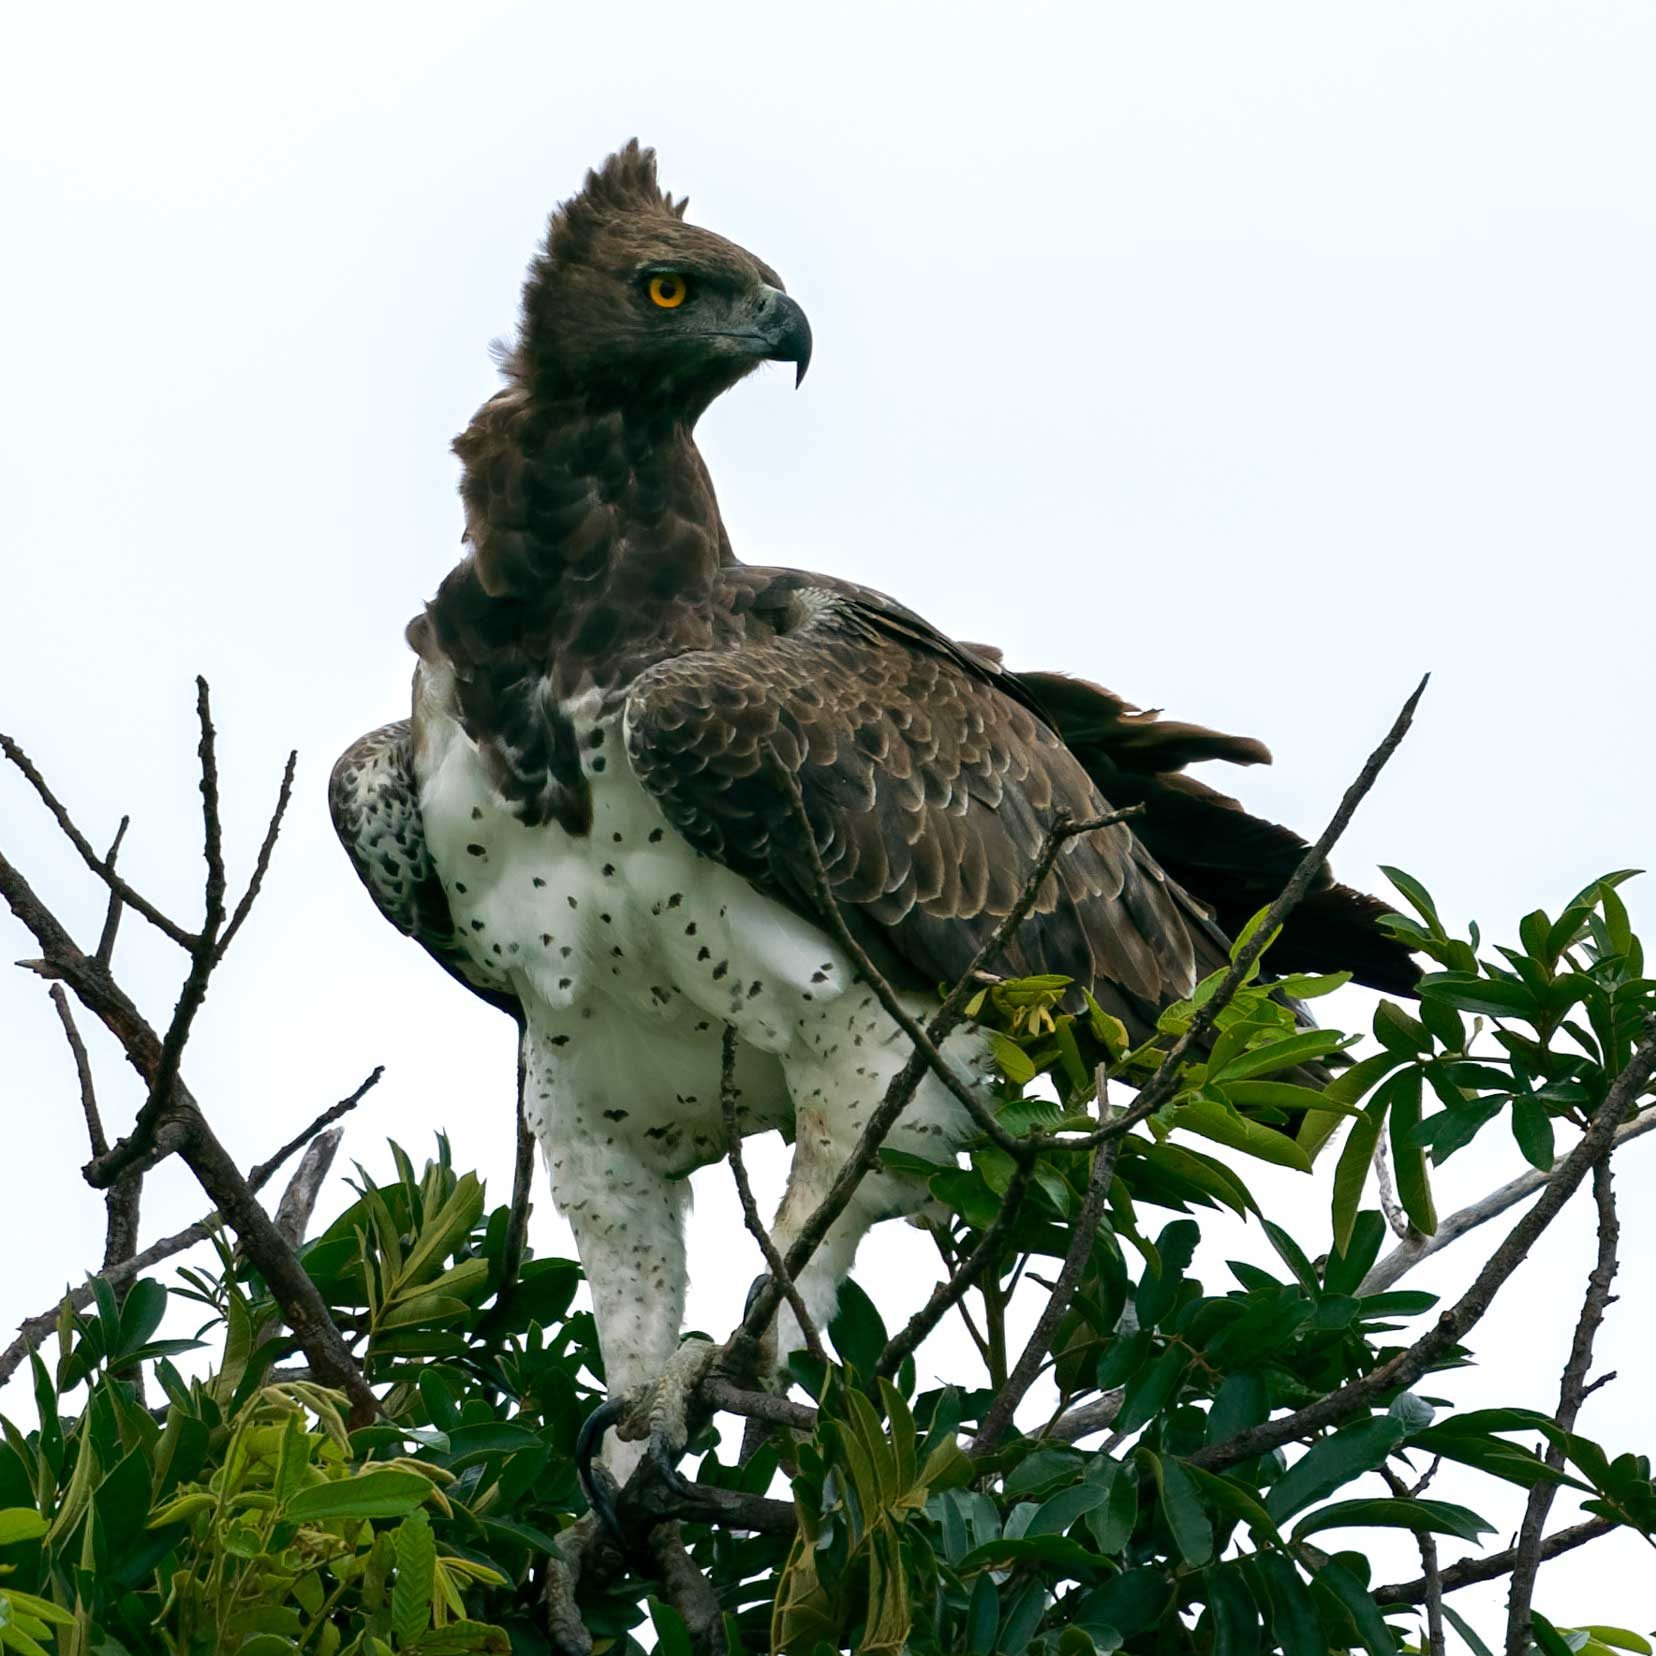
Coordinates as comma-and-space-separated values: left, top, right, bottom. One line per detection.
575, 1398, 627, 1544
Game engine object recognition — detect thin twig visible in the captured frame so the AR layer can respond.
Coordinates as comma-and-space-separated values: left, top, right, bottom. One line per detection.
49, 981, 144, 1273
1504, 1157, 1620, 1653
50, 984, 105, 1157
93, 816, 129, 969
719, 1025, 826, 1366
1359, 1108, 1655, 1294
0, 735, 197, 950
877, 1160, 1032, 1379
1374, 1518, 1615, 1605
973, 1096, 1123, 1453
1373, 1137, 1412, 1241
700, 1376, 819, 1435
216, 748, 297, 958
1384, 1467, 1445, 1656
0, 1068, 381, 1387
1191, 1019, 1656, 1474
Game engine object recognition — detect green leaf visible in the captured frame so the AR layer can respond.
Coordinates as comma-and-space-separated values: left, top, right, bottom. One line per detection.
647, 1598, 694, 1656
1171, 1099, 1312, 1171
1583, 1631, 1654, 1656
1419, 972, 1540, 1021
1313, 1559, 1395, 1656
1026, 1480, 1112, 1537
391, 1509, 436, 1647
284, 1468, 431, 1523
1145, 1453, 1211, 1566
1373, 999, 1430, 1055
1291, 1496, 1492, 1543
1384, 1068, 1436, 1234
1533, 1613, 1577, 1656
1264, 1417, 1404, 1522
1331, 1093, 1387, 1255
1253, 1554, 1322, 1656
0, 1511, 46, 1548
1512, 1096, 1556, 1171
1381, 867, 1443, 933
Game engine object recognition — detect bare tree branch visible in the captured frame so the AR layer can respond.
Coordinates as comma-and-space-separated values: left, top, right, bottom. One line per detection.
1191, 1019, 1656, 1475
0, 1067, 381, 1386
700, 1376, 819, 1435
1360, 1107, 1656, 1294
972, 1099, 1122, 1452
1375, 1518, 1615, 1606
273, 1127, 345, 1246
718, 1025, 826, 1367
1504, 1157, 1620, 1653
0, 736, 197, 950
1047, 1388, 1125, 1444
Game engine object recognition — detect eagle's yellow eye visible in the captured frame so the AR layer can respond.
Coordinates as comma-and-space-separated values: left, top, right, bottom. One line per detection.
649, 273, 688, 309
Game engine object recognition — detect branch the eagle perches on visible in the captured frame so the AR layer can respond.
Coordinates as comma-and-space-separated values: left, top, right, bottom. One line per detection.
6, 671, 1653, 1646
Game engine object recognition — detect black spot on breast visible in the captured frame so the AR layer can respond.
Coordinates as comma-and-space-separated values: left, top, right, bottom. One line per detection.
567, 895, 578, 908
685, 922, 697, 936
558, 977, 572, 989
470, 807, 483, 820
697, 946, 711, 961
811, 970, 828, 983
454, 882, 467, 894
600, 912, 612, 924
467, 843, 487, 857
470, 919, 485, 931
591, 756, 607, 773
603, 1107, 628, 1121
611, 945, 624, 957
602, 864, 615, 877
532, 876, 546, 887
550, 1034, 570, 1046
667, 893, 683, 909
747, 980, 763, 999
648, 827, 664, 843
541, 933, 553, 945
588, 725, 606, 748
712, 960, 729, 979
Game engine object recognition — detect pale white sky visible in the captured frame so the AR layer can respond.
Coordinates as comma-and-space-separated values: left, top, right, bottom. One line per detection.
3, 1, 1654, 1637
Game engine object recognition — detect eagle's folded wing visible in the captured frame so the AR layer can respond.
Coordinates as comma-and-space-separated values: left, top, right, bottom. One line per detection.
624, 574, 1229, 1037
329, 721, 521, 1018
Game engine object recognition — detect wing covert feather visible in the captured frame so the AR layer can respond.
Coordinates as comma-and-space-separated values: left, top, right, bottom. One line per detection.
626, 579, 1221, 1033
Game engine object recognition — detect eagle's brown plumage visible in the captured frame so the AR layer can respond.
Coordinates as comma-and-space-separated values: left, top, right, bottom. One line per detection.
331, 142, 1416, 1472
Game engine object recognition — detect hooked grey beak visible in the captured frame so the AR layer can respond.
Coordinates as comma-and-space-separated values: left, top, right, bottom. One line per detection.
755, 286, 813, 386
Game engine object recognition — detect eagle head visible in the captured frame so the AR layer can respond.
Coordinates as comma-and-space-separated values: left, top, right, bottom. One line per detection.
512, 140, 811, 417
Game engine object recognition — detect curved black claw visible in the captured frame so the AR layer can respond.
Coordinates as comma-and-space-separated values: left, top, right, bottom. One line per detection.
575, 1398, 627, 1544
741, 1272, 771, 1323
647, 1428, 698, 1504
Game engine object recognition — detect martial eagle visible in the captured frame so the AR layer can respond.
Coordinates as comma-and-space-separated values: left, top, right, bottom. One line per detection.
332, 141, 1414, 1467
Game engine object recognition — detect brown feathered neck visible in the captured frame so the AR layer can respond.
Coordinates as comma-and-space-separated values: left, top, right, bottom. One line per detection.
415, 388, 733, 701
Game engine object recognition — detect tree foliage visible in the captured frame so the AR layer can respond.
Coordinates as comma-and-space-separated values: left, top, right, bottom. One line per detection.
3, 692, 1655, 1655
